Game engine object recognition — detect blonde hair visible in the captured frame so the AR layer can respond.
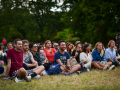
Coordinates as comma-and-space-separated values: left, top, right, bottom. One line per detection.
93, 42, 103, 57
108, 40, 115, 47
44, 40, 51, 47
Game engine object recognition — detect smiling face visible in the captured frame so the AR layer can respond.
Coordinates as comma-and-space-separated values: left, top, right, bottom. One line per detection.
60, 42, 66, 51
31, 44, 38, 52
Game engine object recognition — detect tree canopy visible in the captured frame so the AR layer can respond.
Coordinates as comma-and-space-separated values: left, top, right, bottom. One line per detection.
0, 0, 119, 46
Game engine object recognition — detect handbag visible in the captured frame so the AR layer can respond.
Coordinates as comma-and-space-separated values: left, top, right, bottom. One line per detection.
70, 56, 78, 66
48, 62, 61, 75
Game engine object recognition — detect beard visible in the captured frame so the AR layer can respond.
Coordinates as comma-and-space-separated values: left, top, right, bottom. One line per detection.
16, 46, 22, 50
61, 48, 65, 51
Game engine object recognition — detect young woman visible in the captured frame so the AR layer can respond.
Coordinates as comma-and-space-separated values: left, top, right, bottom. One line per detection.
38, 45, 48, 64
0, 43, 6, 60
72, 41, 82, 63
66, 42, 74, 56
80, 43, 108, 71
92, 42, 115, 70
43, 40, 56, 70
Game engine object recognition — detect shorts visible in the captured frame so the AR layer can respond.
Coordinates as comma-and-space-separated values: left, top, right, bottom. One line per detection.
84, 62, 91, 69
12, 69, 33, 77
102, 61, 107, 65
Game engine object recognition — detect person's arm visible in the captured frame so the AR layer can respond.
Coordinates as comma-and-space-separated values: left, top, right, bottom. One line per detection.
30, 58, 38, 67
56, 59, 68, 71
105, 49, 113, 62
5, 58, 11, 77
108, 58, 113, 62
80, 53, 88, 64
114, 57, 120, 64
92, 51, 97, 62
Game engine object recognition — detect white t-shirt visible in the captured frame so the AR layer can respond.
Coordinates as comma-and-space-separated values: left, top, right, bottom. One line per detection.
80, 52, 93, 69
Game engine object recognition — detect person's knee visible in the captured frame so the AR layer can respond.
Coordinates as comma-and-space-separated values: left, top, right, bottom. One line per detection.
17, 68, 27, 77
77, 64, 81, 69
40, 65, 45, 70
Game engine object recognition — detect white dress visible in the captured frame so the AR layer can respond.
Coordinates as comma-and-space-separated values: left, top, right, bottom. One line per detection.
80, 52, 93, 69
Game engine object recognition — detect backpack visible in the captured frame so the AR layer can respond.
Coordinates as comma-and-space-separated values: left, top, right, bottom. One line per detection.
48, 63, 61, 75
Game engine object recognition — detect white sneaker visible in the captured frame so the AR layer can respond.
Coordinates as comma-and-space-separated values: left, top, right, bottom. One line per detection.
103, 65, 108, 70
26, 76, 31, 80
34, 75, 40, 79
109, 65, 115, 70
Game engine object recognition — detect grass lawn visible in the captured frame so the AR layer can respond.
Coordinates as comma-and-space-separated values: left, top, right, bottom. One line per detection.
0, 67, 120, 90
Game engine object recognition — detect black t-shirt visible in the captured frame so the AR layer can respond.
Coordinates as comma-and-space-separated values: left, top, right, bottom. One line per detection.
32, 52, 42, 64
72, 50, 81, 63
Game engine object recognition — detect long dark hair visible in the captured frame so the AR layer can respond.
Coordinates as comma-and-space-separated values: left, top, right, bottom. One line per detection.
82, 43, 91, 52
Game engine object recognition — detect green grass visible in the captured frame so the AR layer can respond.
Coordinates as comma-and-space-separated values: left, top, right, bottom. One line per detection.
0, 67, 120, 90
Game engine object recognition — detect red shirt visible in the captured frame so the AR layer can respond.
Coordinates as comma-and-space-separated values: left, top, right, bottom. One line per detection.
7, 48, 23, 76
43, 48, 56, 63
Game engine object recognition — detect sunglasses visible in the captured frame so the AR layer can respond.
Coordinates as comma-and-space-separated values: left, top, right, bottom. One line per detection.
33, 46, 38, 48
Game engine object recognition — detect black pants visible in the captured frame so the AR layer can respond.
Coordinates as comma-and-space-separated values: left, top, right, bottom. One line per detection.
43, 63, 53, 70
112, 61, 120, 67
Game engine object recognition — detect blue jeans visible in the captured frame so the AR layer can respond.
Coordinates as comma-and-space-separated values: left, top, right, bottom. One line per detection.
0, 66, 4, 74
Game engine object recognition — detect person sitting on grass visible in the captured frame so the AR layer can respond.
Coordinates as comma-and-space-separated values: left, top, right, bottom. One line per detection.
43, 40, 56, 71
54, 40, 81, 75
105, 40, 120, 67
80, 43, 108, 71
30, 43, 42, 66
22, 40, 38, 70
37, 45, 48, 64
3, 38, 45, 81
92, 42, 115, 70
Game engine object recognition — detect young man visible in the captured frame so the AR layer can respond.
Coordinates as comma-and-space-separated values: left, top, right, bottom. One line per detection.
22, 40, 38, 70
3, 39, 45, 81
105, 40, 120, 66
54, 40, 81, 74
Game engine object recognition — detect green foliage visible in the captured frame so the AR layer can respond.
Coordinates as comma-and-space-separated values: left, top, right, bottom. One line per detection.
0, 0, 119, 45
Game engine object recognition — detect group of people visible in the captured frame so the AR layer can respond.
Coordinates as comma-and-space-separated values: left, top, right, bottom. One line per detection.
0, 38, 120, 82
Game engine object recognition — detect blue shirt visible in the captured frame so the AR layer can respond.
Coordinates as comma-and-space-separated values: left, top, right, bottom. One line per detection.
105, 48, 116, 62
92, 50, 104, 62
54, 50, 70, 65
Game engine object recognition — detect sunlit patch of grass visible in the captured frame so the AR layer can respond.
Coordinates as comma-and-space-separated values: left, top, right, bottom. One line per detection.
0, 66, 120, 90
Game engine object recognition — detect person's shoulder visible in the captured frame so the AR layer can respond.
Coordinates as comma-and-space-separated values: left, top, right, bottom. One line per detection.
51, 48, 56, 52
55, 51, 59, 55
92, 50, 97, 53
64, 51, 69, 55
27, 51, 33, 55
36, 52, 40, 55
8, 48, 14, 52
80, 52, 85, 54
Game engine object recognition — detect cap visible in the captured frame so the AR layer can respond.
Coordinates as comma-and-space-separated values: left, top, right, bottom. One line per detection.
75, 41, 82, 45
